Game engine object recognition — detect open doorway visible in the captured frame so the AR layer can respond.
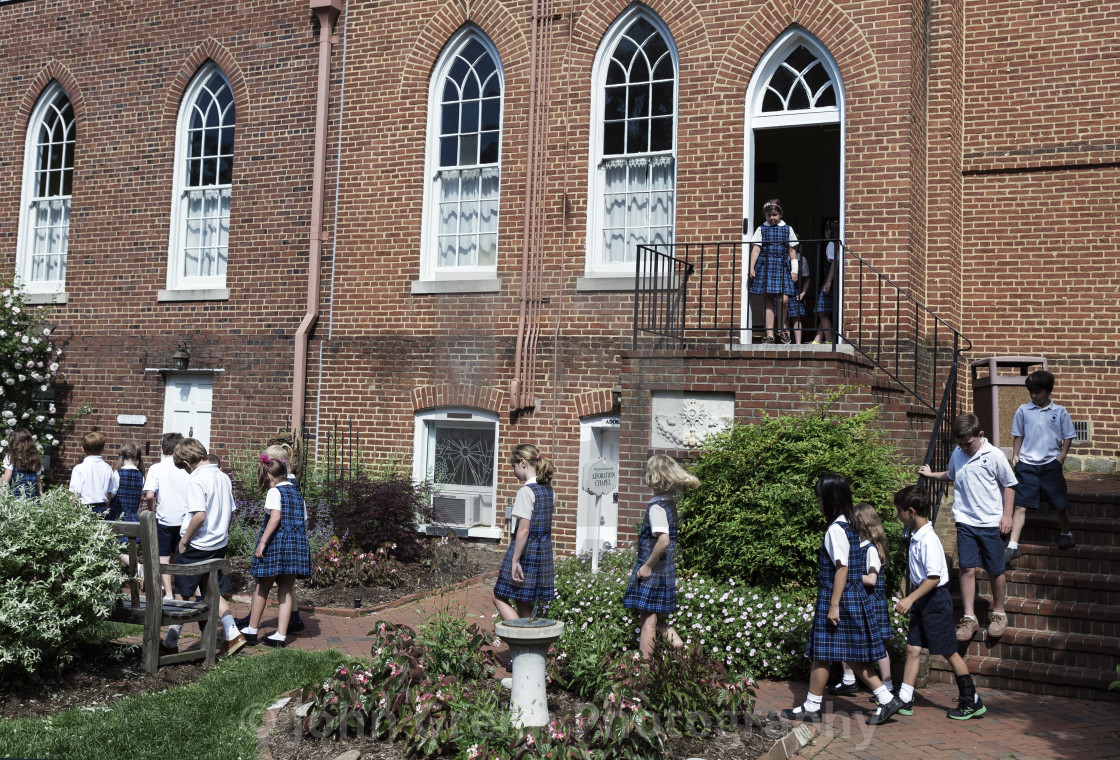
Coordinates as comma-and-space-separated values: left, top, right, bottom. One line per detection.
742, 29, 844, 343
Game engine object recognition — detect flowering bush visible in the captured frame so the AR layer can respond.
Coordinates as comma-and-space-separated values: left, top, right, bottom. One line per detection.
0, 282, 65, 454
0, 487, 124, 679
310, 536, 403, 588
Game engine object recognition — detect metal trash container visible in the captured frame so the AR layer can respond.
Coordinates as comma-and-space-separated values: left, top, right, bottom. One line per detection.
970, 356, 1048, 454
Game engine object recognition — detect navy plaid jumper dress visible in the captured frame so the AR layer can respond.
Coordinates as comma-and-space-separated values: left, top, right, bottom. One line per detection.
805, 519, 886, 662
493, 482, 555, 604
749, 223, 797, 297
623, 496, 678, 614
815, 243, 836, 314
108, 468, 144, 523
864, 542, 892, 642
788, 253, 809, 318
10, 467, 40, 501
251, 482, 312, 579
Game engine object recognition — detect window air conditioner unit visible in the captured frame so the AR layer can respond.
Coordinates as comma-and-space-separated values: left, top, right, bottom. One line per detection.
432, 492, 483, 528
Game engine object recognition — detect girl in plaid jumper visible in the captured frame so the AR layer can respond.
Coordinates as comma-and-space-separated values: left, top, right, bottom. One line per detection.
241, 453, 312, 647
623, 454, 698, 658
747, 198, 800, 343
494, 444, 556, 621
2, 428, 44, 501
782, 474, 903, 726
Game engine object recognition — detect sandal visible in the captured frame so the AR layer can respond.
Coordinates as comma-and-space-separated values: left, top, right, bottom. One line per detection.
779, 330, 792, 344
760, 335, 776, 344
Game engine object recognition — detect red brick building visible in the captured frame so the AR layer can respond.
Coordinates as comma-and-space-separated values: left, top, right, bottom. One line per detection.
2, 0, 1115, 552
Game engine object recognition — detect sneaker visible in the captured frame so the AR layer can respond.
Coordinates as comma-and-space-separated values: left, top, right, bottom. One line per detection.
760, 335, 776, 344
947, 695, 987, 720
779, 330, 792, 344
955, 616, 979, 642
826, 680, 860, 696
897, 699, 914, 716
1057, 533, 1076, 550
779, 706, 822, 723
987, 611, 1008, 638
866, 696, 905, 726
288, 615, 306, 634
218, 633, 247, 658
1004, 545, 1022, 564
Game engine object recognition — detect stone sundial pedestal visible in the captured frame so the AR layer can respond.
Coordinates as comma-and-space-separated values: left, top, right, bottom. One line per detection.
494, 617, 565, 728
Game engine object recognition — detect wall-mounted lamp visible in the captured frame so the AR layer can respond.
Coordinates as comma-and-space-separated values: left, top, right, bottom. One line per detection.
612, 385, 623, 410
171, 341, 191, 371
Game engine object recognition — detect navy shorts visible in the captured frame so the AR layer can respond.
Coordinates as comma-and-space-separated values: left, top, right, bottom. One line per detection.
157, 523, 182, 558
906, 585, 957, 656
956, 523, 1005, 577
1014, 460, 1068, 511
172, 544, 231, 599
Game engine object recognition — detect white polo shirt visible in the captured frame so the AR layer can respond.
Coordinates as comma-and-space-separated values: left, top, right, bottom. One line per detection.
946, 438, 1017, 528
1011, 401, 1075, 465
143, 455, 192, 527
907, 522, 949, 588
69, 456, 119, 505
182, 463, 234, 552
822, 515, 851, 566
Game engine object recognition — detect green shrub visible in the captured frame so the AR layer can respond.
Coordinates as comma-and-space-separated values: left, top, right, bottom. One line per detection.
677, 389, 910, 589
0, 487, 124, 679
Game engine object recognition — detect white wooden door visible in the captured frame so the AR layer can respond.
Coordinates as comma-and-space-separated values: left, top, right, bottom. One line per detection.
577, 417, 620, 554
163, 374, 213, 450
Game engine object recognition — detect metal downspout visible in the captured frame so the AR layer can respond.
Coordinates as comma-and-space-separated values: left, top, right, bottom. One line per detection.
293, 0, 343, 430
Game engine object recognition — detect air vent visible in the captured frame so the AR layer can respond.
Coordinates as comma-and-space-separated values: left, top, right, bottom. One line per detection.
1073, 420, 1090, 443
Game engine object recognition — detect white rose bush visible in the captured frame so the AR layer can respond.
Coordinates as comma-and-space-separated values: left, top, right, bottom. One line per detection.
0, 282, 64, 455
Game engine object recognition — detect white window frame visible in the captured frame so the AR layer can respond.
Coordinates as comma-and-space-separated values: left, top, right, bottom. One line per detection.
415, 27, 505, 293
16, 83, 75, 300
411, 408, 501, 538
163, 63, 235, 300
741, 30, 845, 341
584, 6, 679, 281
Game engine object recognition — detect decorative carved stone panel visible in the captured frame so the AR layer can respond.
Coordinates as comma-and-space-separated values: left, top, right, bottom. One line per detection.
650, 392, 734, 449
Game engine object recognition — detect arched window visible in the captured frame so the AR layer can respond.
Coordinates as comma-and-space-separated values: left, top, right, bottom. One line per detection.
586, 7, 678, 277
417, 28, 504, 290
17, 83, 75, 295
749, 32, 841, 128
166, 63, 235, 296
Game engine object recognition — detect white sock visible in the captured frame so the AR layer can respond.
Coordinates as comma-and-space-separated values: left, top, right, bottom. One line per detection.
267, 632, 286, 643
164, 625, 181, 646
962, 614, 977, 621
802, 693, 822, 712
1007, 541, 1018, 549
883, 679, 894, 693
221, 614, 239, 640
241, 625, 258, 635
873, 685, 892, 705
899, 683, 915, 702
1060, 531, 1073, 537
842, 673, 857, 686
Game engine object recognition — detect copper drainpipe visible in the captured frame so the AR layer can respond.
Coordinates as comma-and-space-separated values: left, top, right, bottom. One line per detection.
293, 0, 343, 430
510, 0, 554, 411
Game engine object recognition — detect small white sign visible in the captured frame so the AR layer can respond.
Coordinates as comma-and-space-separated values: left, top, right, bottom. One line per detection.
582, 457, 618, 496
117, 414, 147, 426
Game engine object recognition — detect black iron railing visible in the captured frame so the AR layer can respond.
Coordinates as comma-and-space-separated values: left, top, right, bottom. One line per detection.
632, 239, 971, 521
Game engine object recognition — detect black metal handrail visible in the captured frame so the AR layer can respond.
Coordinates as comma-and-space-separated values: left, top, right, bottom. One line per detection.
633, 239, 971, 521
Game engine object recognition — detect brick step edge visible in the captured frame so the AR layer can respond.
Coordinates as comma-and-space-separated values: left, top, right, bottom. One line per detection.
957, 627, 1120, 657
231, 570, 499, 619
927, 658, 1120, 702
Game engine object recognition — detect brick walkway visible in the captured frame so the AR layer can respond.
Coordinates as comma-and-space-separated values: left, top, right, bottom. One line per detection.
226, 572, 1120, 760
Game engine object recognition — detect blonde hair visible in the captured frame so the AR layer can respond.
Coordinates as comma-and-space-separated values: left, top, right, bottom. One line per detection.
172, 438, 207, 470
645, 454, 699, 496
115, 441, 146, 475
264, 438, 300, 479
511, 443, 554, 485
852, 501, 889, 572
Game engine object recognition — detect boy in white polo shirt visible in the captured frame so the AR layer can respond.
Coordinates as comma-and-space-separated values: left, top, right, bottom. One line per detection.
162, 438, 245, 656
142, 432, 193, 600
1005, 370, 1076, 562
893, 485, 987, 720
69, 431, 119, 516
919, 413, 1016, 641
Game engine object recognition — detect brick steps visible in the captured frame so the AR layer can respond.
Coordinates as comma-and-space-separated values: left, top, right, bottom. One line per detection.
974, 565, 1120, 606
1008, 543, 1120, 576
1001, 597, 1120, 638
1020, 515, 1120, 546
927, 656, 1120, 702
956, 627, 1120, 669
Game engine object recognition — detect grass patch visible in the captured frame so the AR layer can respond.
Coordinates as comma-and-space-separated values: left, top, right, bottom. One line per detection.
0, 648, 346, 760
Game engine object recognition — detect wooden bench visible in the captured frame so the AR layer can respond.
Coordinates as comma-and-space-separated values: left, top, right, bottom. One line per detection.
107, 511, 232, 673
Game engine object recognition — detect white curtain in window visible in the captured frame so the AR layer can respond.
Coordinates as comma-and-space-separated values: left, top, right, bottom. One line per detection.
29, 198, 70, 283
602, 156, 675, 264
182, 187, 230, 278
437, 165, 499, 268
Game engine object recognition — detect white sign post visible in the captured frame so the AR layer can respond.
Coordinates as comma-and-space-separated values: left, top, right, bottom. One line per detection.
582, 457, 618, 574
